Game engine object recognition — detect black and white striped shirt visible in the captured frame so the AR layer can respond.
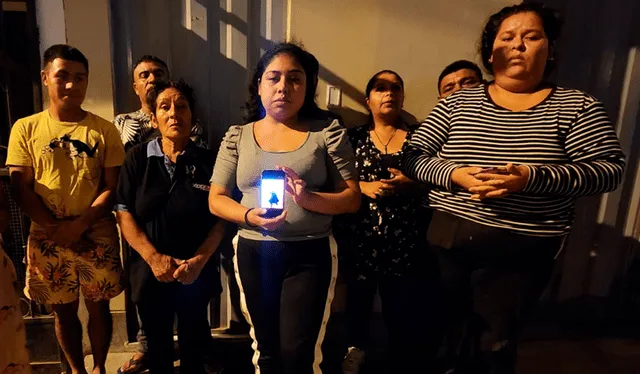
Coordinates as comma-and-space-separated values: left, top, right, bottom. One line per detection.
405, 85, 625, 237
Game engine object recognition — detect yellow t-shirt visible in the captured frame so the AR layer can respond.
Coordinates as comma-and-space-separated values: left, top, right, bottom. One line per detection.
6, 110, 125, 218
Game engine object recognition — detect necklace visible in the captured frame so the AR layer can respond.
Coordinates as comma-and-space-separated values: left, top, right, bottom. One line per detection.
372, 127, 398, 154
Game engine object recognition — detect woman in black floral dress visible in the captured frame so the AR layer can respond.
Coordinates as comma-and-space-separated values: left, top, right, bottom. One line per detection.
337, 70, 439, 374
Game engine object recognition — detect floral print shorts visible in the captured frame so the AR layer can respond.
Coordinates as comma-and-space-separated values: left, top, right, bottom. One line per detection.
24, 217, 123, 305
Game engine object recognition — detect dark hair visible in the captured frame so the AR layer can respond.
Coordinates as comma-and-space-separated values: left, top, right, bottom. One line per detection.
480, 2, 563, 76
365, 70, 404, 99
437, 60, 483, 93
42, 44, 89, 72
364, 70, 404, 124
146, 80, 196, 115
244, 42, 321, 122
133, 55, 169, 76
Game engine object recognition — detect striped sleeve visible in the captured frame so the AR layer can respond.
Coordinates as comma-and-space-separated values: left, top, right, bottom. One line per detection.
404, 99, 462, 190
523, 100, 625, 196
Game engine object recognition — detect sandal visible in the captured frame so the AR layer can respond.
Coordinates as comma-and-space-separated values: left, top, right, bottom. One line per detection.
116, 353, 147, 374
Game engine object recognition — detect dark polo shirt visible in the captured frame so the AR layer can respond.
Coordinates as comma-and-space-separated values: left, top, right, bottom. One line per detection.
115, 138, 220, 302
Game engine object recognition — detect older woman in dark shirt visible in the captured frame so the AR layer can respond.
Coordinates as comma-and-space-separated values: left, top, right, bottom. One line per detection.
115, 80, 225, 374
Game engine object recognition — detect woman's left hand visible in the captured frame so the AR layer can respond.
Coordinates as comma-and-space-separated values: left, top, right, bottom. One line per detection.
279, 165, 308, 205
469, 163, 530, 199
173, 257, 205, 285
378, 168, 413, 195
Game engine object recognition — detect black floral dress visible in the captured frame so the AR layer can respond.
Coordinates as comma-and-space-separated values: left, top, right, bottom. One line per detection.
335, 124, 431, 281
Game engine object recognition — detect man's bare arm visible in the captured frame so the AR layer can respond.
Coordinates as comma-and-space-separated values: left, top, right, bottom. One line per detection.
77, 166, 120, 227
9, 166, 56, 229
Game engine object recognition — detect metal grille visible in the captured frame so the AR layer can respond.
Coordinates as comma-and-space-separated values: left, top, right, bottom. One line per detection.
2, 180, 26, 282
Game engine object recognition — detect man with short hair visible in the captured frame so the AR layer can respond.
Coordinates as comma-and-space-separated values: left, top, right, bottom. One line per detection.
114, 55, 207, 152
7, 44, 125, 374
437, 60, 483, 98
114, 55, 168, 152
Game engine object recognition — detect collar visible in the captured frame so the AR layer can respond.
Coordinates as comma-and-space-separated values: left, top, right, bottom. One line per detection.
147, 138, 196, 159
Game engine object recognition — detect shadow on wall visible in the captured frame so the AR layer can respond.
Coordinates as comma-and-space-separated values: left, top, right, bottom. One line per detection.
532, 0, 640, 305
522, 0, 640, 338
525, 222, 640, 342
549, 101, 640, 321
329, 107, 419, 129
110, 0, 420, 141
111, 0, 257, 147
110, 0, 640, 301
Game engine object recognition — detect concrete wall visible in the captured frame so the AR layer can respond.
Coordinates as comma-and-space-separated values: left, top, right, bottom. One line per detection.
288, 0, 514, 124
534, 0, 640, 302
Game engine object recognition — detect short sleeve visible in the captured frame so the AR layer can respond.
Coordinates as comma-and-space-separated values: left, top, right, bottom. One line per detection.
191, 123, 209, 149
112, 114, 128, 146
103, 120, 126, 168
113, 114, 124, 133
6, 120, 33, 167
210, 125, 242, 192
346, 124, 367, 151
323, 119, 357, 181
114, 148, 139, 214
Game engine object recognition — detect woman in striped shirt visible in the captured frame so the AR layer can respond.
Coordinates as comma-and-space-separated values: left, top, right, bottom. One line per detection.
405, 3, 625, 374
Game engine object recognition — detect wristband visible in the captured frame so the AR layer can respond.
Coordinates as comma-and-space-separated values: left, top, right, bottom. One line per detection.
244, 208, 258, 227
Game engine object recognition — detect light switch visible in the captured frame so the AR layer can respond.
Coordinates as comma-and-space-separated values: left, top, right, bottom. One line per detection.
327, 85, 342, 108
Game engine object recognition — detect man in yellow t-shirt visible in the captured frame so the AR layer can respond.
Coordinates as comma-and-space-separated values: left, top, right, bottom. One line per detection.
6, 44, 125, 374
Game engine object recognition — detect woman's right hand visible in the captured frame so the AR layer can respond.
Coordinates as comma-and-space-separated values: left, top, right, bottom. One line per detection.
246, 208, 287, 231
147, 252, 180, 282
360, 181, 384, 199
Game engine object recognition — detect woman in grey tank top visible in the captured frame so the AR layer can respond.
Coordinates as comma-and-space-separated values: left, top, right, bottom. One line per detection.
209, 43, 360, 374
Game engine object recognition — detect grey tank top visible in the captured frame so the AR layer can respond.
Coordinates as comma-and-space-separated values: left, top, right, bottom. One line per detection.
211, 119, 357, 241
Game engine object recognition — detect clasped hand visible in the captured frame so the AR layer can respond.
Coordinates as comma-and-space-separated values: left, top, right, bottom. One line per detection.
148, 253, 204, 284
450, 163, 530, 199
44, 218, 90, 251
361, 168, 413, 199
